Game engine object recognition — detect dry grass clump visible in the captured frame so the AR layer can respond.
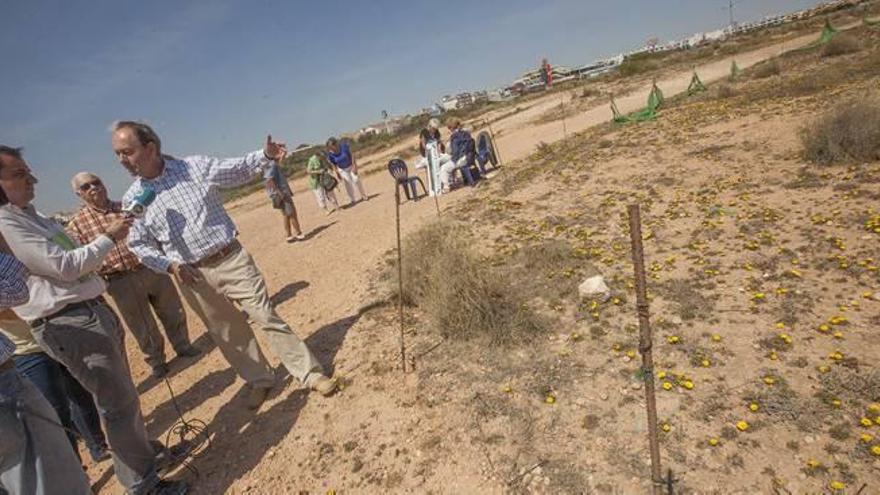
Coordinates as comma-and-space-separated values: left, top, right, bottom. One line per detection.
618, 56, 659, 77
752, 59, 781, 79
657, 278, 715, 321
821, 33, 861, 58
801, 100, 880, 165
393, 221, 543, 345
714, 84, 737, 99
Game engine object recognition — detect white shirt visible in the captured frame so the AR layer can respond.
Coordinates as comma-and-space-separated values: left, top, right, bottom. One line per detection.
0, 204, 111, 322
123, 151, 271, 272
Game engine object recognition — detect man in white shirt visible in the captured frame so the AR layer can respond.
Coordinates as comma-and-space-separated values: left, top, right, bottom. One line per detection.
111, 121, 337, 410
0, 146, 187, 495
0, 238, 93, 495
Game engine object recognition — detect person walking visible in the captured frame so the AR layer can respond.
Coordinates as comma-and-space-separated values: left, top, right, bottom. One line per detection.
263, 159, 305, 242
0, 145, 185, 495
306, 154, 339, 214
325, 137, 368, 205
67, 172, 199, 379
111, 121, 337, 410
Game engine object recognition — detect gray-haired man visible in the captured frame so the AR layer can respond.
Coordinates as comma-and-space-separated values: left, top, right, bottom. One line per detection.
67, 172, 199, 379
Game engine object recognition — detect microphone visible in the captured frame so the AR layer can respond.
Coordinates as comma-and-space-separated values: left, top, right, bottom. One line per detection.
123, 186, 156, 218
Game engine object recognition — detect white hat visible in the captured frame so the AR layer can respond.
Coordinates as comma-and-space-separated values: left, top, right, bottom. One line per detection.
428, 118, 440, 130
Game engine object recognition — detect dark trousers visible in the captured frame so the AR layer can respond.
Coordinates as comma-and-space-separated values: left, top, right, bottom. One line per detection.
32, 300, 159, 493
13, 352, 107, 462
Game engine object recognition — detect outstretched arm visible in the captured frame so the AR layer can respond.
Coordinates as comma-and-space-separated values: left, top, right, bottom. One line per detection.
189, 135, 289, 189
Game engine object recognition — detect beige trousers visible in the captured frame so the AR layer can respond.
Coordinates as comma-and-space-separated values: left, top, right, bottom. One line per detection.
177, 246, 323, 389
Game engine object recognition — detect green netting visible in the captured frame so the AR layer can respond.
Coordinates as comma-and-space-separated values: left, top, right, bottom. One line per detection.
612, 84, 664, 123
789, 20, 837, 54
730, 60, 741, 80
687, 71, 707, 95
817, 20, 837, 44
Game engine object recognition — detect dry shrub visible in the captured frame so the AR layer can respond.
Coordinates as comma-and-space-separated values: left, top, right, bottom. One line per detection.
580, 87, 601, 98
821, 34, 860, 58
714, 84, 737, 99
394, 221, 543, 345
752, 60, 781, 79
618, 56, 659, 78
801, 100, 880, 165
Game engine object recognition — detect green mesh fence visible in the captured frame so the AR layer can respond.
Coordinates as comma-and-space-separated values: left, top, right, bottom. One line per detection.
730, 60, 741, 80
687, 71, 707, 95
817, 20, 837, 44
612, 83, 664, 123
788, 20, 837, 54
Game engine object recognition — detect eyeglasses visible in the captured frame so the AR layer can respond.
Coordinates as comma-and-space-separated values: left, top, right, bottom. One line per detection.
78, 180, 103, 192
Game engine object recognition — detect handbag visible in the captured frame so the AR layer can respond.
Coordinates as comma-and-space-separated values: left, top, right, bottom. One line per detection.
270, 192, 285, 209
320, 172, 338, 191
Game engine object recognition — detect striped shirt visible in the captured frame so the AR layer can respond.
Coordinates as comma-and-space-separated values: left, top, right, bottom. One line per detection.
0, 333, 14, 365
124, 151, 271, 273
0, 253, 30, 364
0, 252, 30, 309
68, 201, 142, 277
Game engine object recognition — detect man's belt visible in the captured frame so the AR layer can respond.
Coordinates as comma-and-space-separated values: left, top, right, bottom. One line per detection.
192, 240, 241, 269
30, 297, 108, 328
102, 265, 144, 282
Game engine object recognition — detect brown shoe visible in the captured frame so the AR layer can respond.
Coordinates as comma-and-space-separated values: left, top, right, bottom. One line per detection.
309, 375, 338, 397
246, 385, 271, 410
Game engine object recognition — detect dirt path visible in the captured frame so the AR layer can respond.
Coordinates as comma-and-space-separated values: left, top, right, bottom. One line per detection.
97, 20, 859, 494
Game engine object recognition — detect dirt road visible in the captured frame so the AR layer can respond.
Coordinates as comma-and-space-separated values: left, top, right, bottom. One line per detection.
97, 20, 857, 494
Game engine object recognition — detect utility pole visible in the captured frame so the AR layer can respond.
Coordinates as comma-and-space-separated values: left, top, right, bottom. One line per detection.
729, 0, 734, 27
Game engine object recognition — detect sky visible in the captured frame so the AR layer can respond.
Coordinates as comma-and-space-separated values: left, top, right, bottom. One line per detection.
1, 0, 825, 213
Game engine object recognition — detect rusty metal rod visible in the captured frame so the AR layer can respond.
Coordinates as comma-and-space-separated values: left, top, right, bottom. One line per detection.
561, 95, 568, 139
628, 203, 664, 495
395, 187, 407, 373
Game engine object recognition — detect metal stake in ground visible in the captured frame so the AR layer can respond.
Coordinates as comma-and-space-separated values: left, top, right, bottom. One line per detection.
561, 95, 568, 139
628, 203, 665, 495
395, 187, 408, 373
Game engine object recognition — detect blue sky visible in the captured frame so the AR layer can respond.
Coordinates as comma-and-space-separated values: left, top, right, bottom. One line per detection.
1, 0, 823, 213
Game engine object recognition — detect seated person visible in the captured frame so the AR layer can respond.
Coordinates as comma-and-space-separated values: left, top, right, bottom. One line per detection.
447, 118, 486, 186
414, 119, 456, 193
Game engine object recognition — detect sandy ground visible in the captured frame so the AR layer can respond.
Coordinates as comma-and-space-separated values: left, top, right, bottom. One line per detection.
86, 17, 870, 494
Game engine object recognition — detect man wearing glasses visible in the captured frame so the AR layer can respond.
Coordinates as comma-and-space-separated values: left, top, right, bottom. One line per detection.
67, 173, 199, 379
0, 146, 187, 494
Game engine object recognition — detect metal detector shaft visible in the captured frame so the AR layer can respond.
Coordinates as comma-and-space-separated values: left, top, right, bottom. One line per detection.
628, 203, 664, 495
395, 188, 407, 373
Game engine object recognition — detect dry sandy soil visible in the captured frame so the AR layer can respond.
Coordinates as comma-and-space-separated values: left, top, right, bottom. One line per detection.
88, 9, 880, 494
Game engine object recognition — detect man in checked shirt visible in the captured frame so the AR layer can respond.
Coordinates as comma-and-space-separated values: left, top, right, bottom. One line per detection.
67, 172, 200, 379
112, 121, 337, 410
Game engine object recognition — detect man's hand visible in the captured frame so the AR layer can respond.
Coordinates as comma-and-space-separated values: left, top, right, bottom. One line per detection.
169, 263, 203, 286
104, 217, 134, 242
264, 135, 288, 162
